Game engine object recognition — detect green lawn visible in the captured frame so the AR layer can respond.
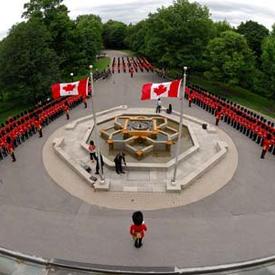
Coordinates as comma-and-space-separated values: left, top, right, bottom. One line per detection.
93, 57, 111, 72
0, 101, 30, 124
189, 75, 275, 119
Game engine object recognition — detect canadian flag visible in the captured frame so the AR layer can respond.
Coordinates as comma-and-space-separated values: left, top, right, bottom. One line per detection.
141, 79, 182, 100
51, 78, 89, 99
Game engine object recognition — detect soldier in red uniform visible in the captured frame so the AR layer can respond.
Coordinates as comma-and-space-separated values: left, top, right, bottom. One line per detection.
34, 117, 43, 138
215, 107, 223, 126
129, 66, 134, 78
63, 101, 70, 120
0, 135, 5, 160
6, 136, 16, 162
82, 96, 87, 109
188, 90, 194, 107
118, 57, 120, 73
261, 134, 273, 159
130, 211, 147, 248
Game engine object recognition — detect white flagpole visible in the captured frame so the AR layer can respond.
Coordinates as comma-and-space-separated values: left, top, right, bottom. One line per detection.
171, 66, 187, 184
89, 65, 104, 181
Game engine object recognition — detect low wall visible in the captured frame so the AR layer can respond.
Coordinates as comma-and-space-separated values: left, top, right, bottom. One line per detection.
1, 245, 275, 274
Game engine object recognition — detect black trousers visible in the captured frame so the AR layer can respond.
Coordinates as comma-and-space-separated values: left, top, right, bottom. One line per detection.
261, 149, 267, 159
11, 152, 16, 162
39, 128, 43, 138
134, 237, 143, 248
115, 161, 123, 173
96, 163, 103, 174
90, 152, 96, 161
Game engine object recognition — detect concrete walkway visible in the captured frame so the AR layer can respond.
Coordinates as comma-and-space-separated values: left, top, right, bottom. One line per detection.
0, 50, 274, 269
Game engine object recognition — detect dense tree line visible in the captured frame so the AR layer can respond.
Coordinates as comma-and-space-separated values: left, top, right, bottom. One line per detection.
103, 20, 127, 49
125, 0, 275, 100
0, 0, 275, 105
0, 0, 103, 103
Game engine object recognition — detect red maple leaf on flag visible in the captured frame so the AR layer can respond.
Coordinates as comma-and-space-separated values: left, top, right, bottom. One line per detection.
63, 84, 76, 92
154, 85, 167, 96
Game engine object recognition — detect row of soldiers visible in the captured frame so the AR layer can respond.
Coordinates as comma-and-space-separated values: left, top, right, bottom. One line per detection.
0, 95, 84, 162
111, 56, 154, 74
185, 84, 275, 159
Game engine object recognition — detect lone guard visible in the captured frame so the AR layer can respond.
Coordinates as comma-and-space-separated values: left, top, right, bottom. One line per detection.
114, 152, 126, 174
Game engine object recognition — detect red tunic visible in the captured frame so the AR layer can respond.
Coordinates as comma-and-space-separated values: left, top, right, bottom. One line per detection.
216, 110, 223, 120
63, 105, 69, 112
34, 120, 41, 129
6, 143, 14, 154
130, 223, 147, 238
263, 139, 272, 151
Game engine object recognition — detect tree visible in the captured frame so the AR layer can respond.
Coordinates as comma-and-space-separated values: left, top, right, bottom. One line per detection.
214, 20, 233, 37
261, 35, 275, 99
271, 24, 275, 37
103, 20, 128, 49
126, 0, 215, 70
22, 0, 63, 19
204, 31, 256, 88
237, 20, 269, 60
125, 20, 148, 54
22, 0, 75, 78
74, 15, 103, 74
0, 18, 60, 103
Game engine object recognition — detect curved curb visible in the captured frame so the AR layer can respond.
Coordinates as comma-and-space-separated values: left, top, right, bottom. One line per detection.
1, 246, 275, 274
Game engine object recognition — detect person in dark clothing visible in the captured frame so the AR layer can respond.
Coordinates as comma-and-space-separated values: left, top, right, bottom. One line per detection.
114, 152, 126, 174
88, 140, 96, 162
166, 104, 172, 114
156, 98, 161, 113
95, 154, 104, 175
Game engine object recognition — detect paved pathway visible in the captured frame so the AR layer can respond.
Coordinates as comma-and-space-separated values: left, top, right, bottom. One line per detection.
0, 50, 274, 269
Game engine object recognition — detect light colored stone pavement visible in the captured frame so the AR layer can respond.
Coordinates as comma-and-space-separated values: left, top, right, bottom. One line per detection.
0, 50, 274, 269
43, 106, 237, 209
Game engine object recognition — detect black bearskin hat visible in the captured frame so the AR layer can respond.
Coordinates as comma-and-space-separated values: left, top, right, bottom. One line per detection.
132, 211, 143, 226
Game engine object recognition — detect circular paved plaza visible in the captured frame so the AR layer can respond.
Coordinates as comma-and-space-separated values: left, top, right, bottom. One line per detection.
0, 51, 274, 269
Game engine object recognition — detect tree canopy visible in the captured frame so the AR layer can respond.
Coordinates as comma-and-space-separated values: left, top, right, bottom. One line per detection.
237, 20, 269, 60
0, 0, 103, 102
0, 0, 275, 104
0, 18, 60, 103
127, 0, 215, 70
74, 15, 103, 75
22, 0, 64, 19
261, 35, 275, 99
204, 31, 255, 88
103, 20, 127, 49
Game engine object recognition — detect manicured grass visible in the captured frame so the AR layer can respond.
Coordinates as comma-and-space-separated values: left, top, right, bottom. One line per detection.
190, 75, 275, 119
0, 101, 30, 124
93, 57, 111, 72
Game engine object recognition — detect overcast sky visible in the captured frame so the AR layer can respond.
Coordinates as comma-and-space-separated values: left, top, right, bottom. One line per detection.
0, 0, 275, 39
